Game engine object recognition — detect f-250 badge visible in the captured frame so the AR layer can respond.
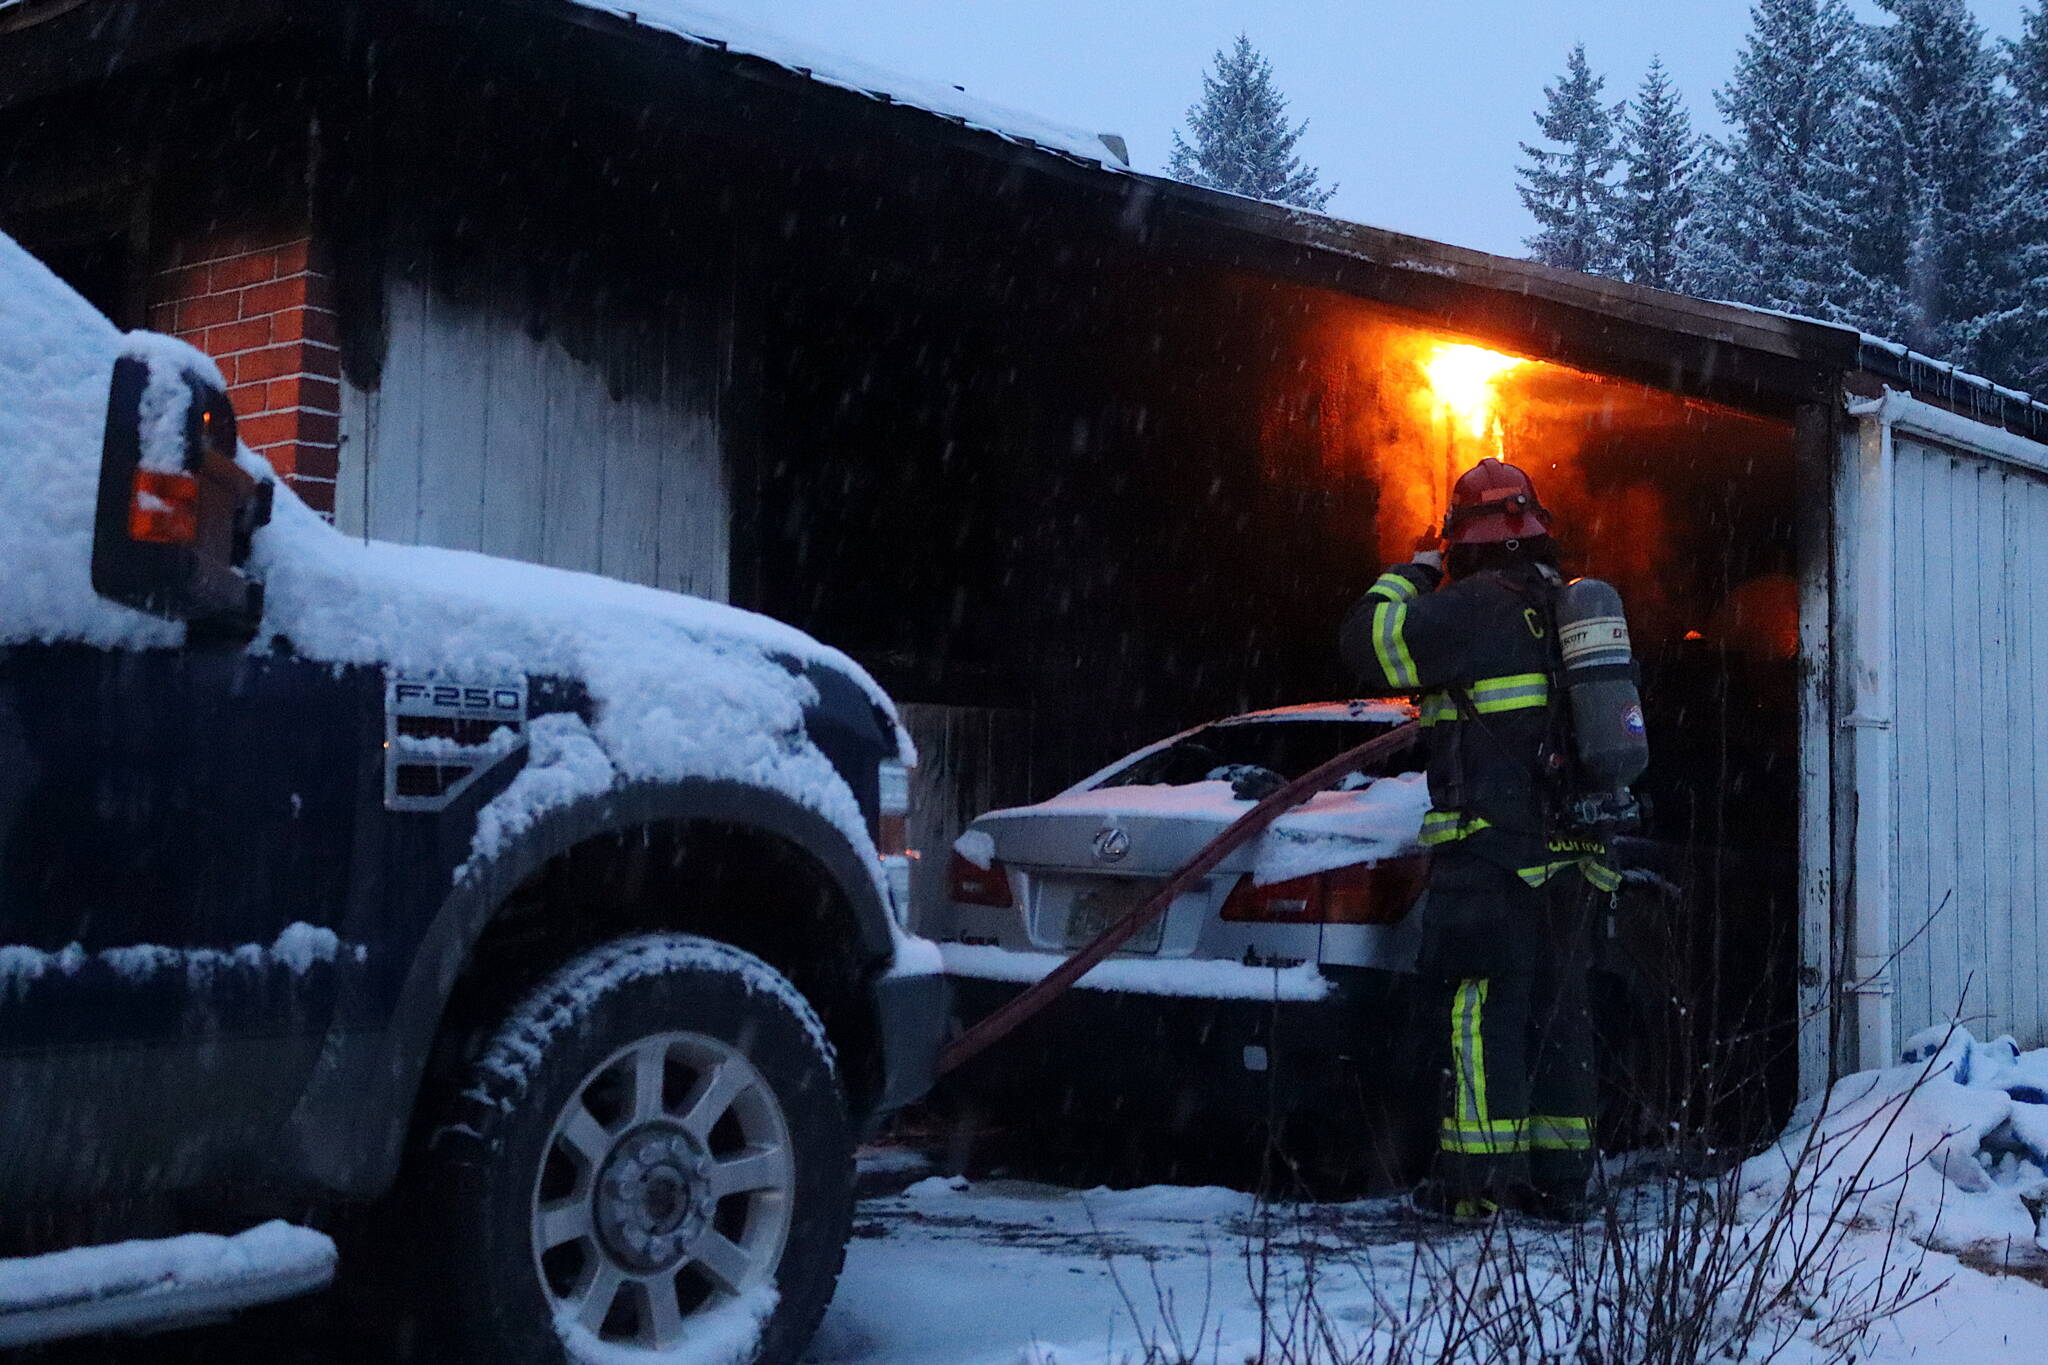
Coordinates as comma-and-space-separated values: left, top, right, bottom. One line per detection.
384, 674, 529, 811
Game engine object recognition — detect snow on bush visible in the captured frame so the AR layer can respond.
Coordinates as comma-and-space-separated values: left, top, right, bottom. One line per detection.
1741, 1025, 2048, 1260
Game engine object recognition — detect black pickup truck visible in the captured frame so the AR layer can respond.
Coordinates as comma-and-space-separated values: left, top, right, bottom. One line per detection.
0, 233, 944, 1363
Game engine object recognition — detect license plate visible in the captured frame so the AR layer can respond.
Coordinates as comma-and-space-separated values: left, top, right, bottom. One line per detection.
1064, 880, 1166, 953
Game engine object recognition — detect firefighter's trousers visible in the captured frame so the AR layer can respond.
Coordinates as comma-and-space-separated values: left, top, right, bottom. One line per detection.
1423, 849, 1599, 1205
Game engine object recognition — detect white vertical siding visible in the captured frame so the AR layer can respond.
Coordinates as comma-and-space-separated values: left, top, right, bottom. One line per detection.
336, 269, 728, 601
1795, 408, 1836, 1096
1889, 434, 2048, 1050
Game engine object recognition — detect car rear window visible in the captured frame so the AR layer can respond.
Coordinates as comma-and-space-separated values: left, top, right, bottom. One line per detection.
1096, 718, 1410, 789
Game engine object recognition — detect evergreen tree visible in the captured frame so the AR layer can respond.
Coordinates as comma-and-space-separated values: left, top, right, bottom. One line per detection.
1615, 58, 1703, 291
1167, 35, 1335, 211
1689, 0, 1865, 320
1842, 0, 2011, 358
1518, 44, 1623, 276
1974, 1, 2048, 388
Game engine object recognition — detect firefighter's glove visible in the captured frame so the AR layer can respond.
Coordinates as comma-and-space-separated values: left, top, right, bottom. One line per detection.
1411, 527, 1444, 572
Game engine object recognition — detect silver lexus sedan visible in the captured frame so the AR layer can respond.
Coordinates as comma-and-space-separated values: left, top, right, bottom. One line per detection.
919, 701, 1444, 1185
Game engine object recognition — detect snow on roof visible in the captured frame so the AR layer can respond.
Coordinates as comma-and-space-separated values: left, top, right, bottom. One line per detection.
1678, 297, 2048, 429
565, 0, 2034, 424
571, 0, 1130, 169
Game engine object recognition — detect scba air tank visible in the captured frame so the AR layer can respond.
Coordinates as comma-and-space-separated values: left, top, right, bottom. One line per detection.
1556, 577, 1649, 795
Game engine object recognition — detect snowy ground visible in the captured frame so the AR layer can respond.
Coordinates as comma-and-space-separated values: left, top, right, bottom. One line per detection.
12, 1141, 2048, 1362
813, 1152, 2048, 1365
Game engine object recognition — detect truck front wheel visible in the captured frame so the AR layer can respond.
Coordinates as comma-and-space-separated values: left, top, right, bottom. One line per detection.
429, 934, 852, 1364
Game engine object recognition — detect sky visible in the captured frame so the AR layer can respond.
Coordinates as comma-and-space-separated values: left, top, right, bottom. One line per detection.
748, 0, 2038, 258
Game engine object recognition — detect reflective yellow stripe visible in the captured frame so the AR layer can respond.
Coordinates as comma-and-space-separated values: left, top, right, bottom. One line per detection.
1519, 858, 1622, 892
1467, 672, 1550, 715
1453, 978, 1489, 1127
1370, 571, 1420, 603
1417, 690, 1457, 728
1439, 1120, 1531, 1154
1370, 602, 1422, 689
1452, 980, 1476, 1124
1526, 1115, 1594, 1151
1418, 676, 1547, 726
1419, 810, 1490, 847
1518, 861, 1574, 887
1582, 861, 1623, 893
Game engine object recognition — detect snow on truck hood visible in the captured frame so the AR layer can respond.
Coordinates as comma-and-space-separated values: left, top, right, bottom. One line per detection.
971, 772, 1432, 887
0, 229, 922, 957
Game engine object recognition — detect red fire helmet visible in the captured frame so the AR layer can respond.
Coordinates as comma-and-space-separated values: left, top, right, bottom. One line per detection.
1444, 457, 1554, 546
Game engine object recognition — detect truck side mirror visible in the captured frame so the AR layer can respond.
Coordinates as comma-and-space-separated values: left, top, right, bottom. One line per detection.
91, 352, 272, 639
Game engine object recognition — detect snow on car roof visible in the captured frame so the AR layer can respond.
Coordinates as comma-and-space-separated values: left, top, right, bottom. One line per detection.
571, 0, 1130, 169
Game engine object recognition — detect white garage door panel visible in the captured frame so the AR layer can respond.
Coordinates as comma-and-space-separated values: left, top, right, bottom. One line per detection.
1890, 435, 2048, 1050
337, 269, 728, 603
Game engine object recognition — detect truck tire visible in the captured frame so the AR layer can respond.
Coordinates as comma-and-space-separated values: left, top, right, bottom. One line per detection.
427, 934, 852, 1365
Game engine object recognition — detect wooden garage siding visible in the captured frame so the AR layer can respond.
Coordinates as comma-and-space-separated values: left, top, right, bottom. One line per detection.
335, 266, 730, 600
898, 703, 1039, 935
1888, 435, 2048, 1050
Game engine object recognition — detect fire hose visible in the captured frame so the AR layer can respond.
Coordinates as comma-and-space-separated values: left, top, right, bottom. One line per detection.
935, 719, 1423, 1078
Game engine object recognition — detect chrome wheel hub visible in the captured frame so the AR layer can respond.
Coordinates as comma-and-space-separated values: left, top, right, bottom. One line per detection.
529, 1030, 795, 1351
595, 1124, 716, 1273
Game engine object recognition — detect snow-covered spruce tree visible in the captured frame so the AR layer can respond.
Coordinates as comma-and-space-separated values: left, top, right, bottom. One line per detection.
1841, 0, 2011, 359
1689, 0, 1865, 319
1973, 0, 2048, 390
1616, 57, 1703, 291
1167, 34, 1335, 211
1518, 44, 1623, 276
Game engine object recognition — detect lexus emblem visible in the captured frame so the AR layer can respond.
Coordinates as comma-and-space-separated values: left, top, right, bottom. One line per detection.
1091, 827, 1131, 863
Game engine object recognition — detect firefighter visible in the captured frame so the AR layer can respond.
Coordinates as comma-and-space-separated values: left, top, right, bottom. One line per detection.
1338, 457, 1619, 1222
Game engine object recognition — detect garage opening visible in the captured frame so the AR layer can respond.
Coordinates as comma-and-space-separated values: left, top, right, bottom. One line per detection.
1256, 296, 1802, 1136
732, 156, 1806, 1153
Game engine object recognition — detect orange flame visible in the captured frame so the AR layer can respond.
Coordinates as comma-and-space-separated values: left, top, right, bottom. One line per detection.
1423, 343, 1525, 454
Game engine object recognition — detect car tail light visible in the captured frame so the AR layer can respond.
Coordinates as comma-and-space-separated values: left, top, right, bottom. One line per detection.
875, 760, 918, 923
948, 851, 1013, 908
876, 760, 914, 858
129, 468, 199, 544
1220, 855, 1429, 925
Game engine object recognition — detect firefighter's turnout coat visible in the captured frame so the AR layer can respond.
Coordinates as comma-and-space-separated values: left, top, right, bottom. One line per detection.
1338, 558, 1617, 894
1339, 557, 1611, 1206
